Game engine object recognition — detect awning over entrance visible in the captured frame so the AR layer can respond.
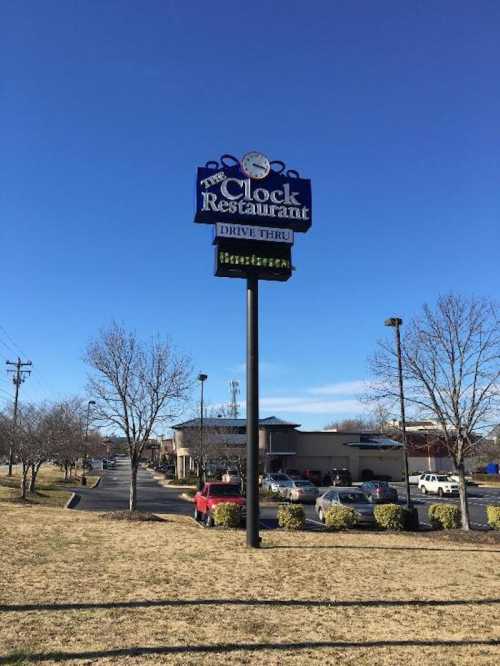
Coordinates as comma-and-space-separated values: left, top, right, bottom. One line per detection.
343, 437, 403, 450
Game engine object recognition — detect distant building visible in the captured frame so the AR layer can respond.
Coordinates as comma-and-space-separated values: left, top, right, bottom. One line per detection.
172, 416, 404, 481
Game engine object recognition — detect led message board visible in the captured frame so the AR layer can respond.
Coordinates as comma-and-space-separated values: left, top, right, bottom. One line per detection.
215, 238, 292, 282
195, 153, 311, 233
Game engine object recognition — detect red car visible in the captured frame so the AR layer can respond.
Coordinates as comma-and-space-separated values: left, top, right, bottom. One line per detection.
193, 482, 246, 527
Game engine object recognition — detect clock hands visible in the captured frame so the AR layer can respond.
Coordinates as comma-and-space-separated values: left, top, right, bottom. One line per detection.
252, 162, 267, 171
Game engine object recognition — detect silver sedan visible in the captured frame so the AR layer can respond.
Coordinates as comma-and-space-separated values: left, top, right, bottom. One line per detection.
315, 487, 375, 525
286, 480, 319, 503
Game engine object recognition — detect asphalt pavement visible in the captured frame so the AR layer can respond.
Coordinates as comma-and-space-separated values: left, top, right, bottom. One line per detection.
72, 458, 500, 531
258, 483, 500, 530
72, 456, 192, 516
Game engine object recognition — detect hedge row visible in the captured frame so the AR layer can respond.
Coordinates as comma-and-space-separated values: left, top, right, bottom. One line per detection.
211, 502, 500, 532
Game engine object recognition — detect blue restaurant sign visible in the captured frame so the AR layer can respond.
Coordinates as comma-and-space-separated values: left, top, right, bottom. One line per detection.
195, 153, 312, 233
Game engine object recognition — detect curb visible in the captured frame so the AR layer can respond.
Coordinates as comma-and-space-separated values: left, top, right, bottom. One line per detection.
89, 476, 102, 489
65, 492, 80, 509
163, 483, 197, 490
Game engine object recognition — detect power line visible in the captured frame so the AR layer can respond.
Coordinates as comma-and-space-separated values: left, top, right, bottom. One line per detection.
0, 324, 60, 400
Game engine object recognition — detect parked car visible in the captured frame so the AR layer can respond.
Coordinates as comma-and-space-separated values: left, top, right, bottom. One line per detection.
361, 480, 398, 504
448, 474, 478, 487
261, 473, 291, 492
331, 468, 352, 487
418, 474, 459, 496
315, 487, 375, 525
286, 480, 318, 503
272, 478, 294, 496
222, 469, 241, 484
283, 468, 303, 480
193, 482, 246, 527
303, 469, 322, 486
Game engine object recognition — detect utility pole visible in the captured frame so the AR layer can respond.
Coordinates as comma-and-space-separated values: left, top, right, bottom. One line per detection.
5, 357, 32, 476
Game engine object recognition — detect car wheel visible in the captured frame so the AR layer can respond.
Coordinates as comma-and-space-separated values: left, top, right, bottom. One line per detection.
206, 513, 214, 528
421, 486, 427, 495
438, 488, 443, 497
318, 508, 324, 523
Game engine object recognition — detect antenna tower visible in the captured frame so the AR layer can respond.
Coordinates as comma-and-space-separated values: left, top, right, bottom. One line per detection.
228, 380, 240, 418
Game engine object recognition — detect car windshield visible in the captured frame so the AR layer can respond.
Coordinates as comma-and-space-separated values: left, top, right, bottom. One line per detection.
209, 485, 241, 497
436, 475, 451, 482
271, 474, 288, 481
372, 481, 388, 487
294, 481, 313, 487
339, 492, 369, 504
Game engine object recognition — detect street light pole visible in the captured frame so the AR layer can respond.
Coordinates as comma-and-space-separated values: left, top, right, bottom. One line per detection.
384, 318, 412, 510
82, 400, 95, 486
198, 373, 208, 490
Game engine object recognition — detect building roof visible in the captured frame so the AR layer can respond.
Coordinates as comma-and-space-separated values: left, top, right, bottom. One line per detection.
487, 424, 500, 440
172, 416, 300, 430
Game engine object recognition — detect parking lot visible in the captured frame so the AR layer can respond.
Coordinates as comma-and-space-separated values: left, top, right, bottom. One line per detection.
258, 483, 500, 531
72, 459, 500, 531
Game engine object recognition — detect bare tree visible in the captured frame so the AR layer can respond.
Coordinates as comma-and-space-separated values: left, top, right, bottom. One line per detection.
85, 323, 192, 511
48, 399, 86, 482
324, 417, 374, 432
370, 294, 500, 529
16, 404, 48, 500
0, 410, 11, 464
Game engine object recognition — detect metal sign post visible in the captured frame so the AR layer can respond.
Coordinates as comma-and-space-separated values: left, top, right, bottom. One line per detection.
193, 152, 312, 549
246, 276, 260, 548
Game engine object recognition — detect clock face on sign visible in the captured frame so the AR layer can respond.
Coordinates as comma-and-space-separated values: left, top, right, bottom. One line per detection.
241, 151, 271, 179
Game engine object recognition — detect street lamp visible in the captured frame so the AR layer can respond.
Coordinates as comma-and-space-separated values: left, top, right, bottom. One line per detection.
197, 373, 208, 490
82, 400, 96, 486
384, 317, 412, 510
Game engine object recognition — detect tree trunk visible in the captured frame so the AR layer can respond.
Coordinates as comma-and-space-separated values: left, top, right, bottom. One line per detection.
457, 462, 470, 530
129, 460, 138, 512
64, 463, 69, 482
20, 463, 29, 500
8, 446, 14, 476
29, 462, 42, 494
29, 463, 36, 494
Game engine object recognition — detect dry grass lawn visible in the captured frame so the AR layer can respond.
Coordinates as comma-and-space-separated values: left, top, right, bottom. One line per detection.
0, 465, 99, 508
0, 504, 499, 665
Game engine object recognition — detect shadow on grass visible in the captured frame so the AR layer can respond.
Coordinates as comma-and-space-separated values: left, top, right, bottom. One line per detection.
1, 597, 498, 613
1, 638, 499, 663
266, 543, 500, 553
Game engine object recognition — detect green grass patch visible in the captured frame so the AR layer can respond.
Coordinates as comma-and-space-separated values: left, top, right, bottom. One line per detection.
0, 464, 93, 507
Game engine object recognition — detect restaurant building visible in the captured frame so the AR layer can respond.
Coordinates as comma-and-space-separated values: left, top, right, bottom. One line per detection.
172, 416, 404, 481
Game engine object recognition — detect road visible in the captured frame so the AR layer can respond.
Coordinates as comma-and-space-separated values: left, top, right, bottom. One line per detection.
73, 456, 192, 516
73, 458, 500, 531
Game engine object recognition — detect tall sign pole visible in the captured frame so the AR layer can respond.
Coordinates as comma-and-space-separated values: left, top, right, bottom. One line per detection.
246, 276, 260, 547
194, 152, 312, 548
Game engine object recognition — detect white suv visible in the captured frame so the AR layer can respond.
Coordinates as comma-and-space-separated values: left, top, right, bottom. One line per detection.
418, 474, 459, 497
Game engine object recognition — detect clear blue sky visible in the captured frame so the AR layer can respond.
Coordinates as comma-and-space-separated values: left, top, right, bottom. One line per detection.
1, 1, 499, 430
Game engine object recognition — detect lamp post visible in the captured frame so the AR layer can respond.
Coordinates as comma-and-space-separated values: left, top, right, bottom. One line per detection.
197, 373, 208, 490
82, 400, 96, 486
384, 318, 412, 510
